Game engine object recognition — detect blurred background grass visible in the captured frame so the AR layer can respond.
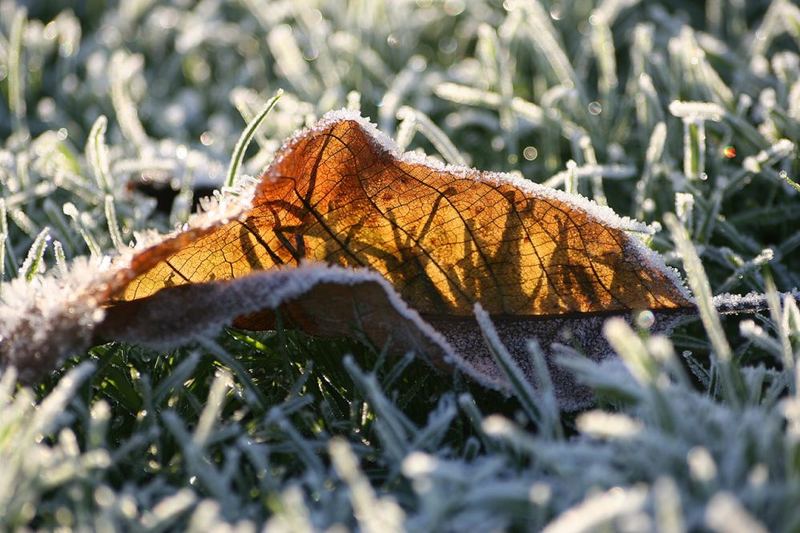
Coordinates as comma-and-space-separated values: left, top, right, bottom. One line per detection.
1, 0, 800, 530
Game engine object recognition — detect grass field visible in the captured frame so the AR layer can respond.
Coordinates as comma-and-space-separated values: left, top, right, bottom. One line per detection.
1, 0, 800, 530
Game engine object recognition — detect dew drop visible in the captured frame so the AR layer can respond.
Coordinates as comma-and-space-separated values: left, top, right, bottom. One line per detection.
38, 98, 56, 120
588, 101, 602, 115
409, 55, 427, 72
635, 310, 655, 330
200, 131, 214, 146
523, 146, 538, 161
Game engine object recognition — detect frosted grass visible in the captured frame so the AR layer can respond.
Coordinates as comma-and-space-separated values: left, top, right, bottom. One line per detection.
20, 226, 49, 281
224, 89, 283, 188
109, 51, 148, 150
86, 115, 113, 193
1, 0, 800, 530
475, 304, 554, 434
396, 105, 467, 166
8, 7, 27, 134
0, 199, 7, 288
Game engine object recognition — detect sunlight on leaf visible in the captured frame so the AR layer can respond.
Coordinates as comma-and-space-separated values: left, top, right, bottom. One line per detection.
108, 112, 692, 316
92, 112, 693, 408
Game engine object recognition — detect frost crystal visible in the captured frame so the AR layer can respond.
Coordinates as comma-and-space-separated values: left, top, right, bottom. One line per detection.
128, 175, 258, 254
0, 258, 112, 380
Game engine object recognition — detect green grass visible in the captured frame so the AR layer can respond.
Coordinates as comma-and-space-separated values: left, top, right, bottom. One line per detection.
1, 0, 800, 530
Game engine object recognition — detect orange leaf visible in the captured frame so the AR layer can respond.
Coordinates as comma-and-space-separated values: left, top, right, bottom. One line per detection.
89, 111, 694, 408
105, 113, 691, 314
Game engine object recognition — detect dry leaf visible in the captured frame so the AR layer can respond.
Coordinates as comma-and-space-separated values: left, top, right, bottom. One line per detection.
106, 113, 690, 316
99, 264, 455, 372
1, 111, 697, 409
92, 111, 693, 409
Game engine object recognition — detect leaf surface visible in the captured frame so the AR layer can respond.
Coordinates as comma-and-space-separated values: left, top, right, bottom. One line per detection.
90, 111, 694, 408
105, 112, 691, 316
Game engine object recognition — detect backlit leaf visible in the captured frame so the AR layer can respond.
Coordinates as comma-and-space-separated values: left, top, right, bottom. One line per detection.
104, 111, 692, 315
92, 111, 694, 408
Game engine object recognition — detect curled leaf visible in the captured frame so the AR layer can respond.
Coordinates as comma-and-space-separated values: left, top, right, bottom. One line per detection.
94, 111, 693, 408
3, 111, 698, 409
107, 111, 691, 316
99, 264, 455, 372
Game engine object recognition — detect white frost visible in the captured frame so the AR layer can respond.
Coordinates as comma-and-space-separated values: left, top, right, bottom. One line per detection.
712, 289, 800, 314
0, 257, 112, 380
128, 174, 258, 254
542, 486, 649, 533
